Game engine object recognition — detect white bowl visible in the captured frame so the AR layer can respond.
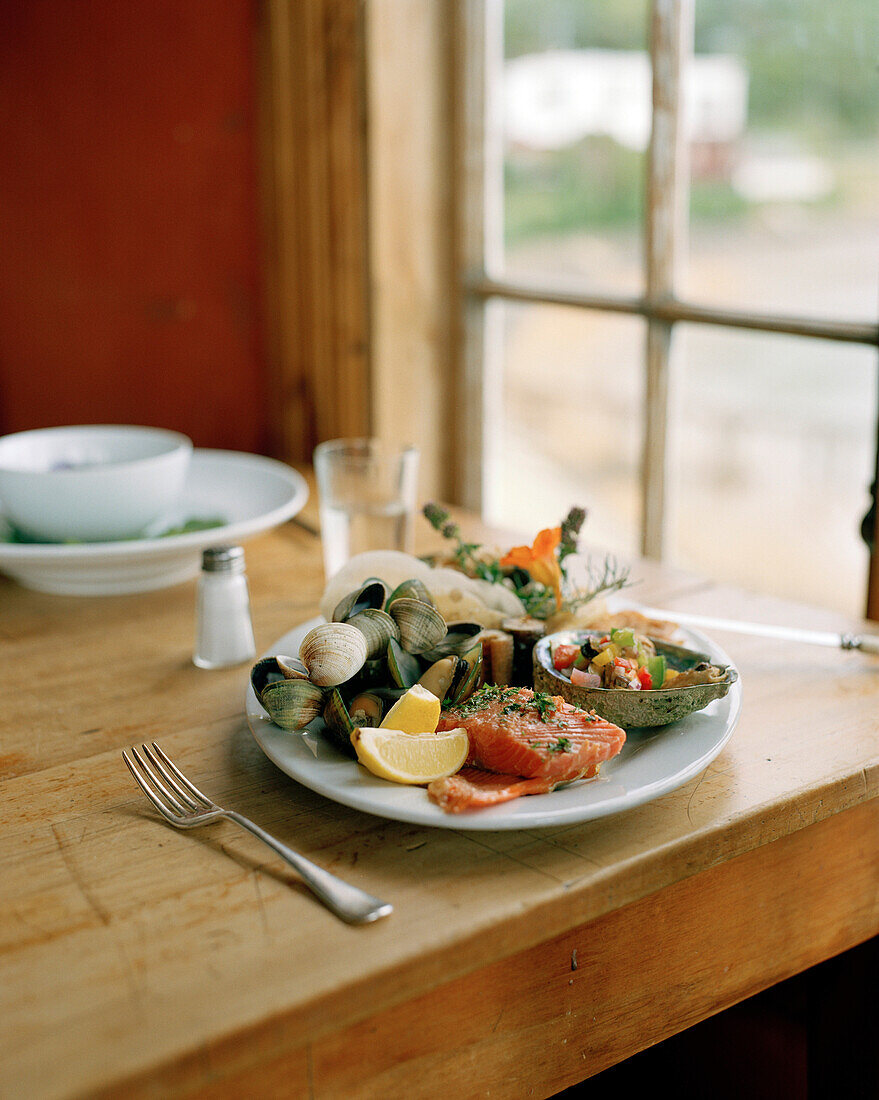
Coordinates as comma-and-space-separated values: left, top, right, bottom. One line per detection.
0, 425, 193, 542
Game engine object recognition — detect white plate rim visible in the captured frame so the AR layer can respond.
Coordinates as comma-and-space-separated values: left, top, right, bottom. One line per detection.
0, 449, 308, 563
246, 613, 743, 831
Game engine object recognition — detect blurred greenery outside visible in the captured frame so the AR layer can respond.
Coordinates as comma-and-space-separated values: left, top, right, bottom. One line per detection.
503, 0, 879, 245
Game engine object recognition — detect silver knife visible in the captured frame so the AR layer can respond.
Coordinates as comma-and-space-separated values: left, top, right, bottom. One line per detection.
631, 606, 879, 654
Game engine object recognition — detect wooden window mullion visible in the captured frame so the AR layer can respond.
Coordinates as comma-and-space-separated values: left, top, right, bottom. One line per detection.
643, 0, 693, 559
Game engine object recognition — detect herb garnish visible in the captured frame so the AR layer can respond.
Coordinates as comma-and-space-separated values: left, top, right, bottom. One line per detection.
422, 502, 631, 620
530, 691, 557, 721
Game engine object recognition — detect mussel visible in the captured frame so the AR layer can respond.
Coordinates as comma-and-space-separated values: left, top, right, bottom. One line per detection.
416, 643, 483, 706
321, 689, 358, 756
322, 689, 385, 758
387, 637, 423, 688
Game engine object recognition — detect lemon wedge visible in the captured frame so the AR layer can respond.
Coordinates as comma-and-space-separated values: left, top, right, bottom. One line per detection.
351, 726, 469, 785
379, 683, 441, 734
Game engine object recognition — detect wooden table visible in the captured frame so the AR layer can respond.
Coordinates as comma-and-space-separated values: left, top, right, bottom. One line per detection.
1, 503, 877, 1099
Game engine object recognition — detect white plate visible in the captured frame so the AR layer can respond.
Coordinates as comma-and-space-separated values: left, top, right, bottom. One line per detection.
246, 615, 742, 831
0, 449, 308, 595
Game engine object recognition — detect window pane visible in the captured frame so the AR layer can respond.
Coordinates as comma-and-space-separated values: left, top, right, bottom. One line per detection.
485, 301, 645, 558
670, 326, 876, 616
687, 0, 879, 321
501, 0, 649, 295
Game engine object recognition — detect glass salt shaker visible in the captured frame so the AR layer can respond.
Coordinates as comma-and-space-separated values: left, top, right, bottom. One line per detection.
193, 545, 256, 669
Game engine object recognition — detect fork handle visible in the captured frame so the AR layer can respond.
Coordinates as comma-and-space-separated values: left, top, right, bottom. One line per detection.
224, 811, 393, 924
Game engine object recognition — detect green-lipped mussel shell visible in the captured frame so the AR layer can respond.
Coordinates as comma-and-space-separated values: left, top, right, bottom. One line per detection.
385, 577, 433, 607
346, 607, 400, 659
448, 652, 483, 706
417, 655, 459, 701
387, 597, 448, 654
331, 579, 389, 623
387, 637, 423, 688
532, 633, 738, 729
321, 689, 358, 757
259, 678, 325, 729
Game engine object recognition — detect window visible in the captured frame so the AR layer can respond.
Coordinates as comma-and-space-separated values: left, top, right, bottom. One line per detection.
458, 0, 879, 616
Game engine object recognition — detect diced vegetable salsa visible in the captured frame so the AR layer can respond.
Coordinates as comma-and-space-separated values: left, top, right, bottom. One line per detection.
550, 629, 680, 691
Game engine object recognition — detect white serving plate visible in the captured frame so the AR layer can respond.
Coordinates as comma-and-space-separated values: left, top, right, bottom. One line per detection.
246, 615, 742, 831
0, 449, 308, 595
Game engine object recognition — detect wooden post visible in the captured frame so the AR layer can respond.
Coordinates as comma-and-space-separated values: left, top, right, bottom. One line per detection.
257, 0, 371, 463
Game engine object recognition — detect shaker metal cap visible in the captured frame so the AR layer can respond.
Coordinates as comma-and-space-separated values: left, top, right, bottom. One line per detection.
201, 545, 244, 572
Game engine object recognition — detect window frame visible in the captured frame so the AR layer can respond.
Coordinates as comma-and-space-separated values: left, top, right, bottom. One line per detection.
456, 0, 879, 610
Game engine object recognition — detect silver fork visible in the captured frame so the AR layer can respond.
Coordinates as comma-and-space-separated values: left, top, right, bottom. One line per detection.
123, 743, 392, 924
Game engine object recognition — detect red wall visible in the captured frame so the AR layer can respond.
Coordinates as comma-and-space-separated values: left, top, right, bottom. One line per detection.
0, 0, 268, 452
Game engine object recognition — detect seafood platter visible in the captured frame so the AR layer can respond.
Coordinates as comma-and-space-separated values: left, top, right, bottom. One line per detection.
247, 505, 741, 825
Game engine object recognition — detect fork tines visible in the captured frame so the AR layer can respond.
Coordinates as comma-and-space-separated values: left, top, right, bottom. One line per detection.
122, 743, 214, 824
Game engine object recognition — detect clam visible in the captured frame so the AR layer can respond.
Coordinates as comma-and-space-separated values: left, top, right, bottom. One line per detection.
299, 622, 368, 687
421, 621, 483, 661
331, 579, 388, 623
532, 632, 738, 728
346, 608, 400, 659
386, 577, 433, 606
250, 656, 286, 699
387, 597, 448, 655
258, 678, 325, 729
276, 654, 309, 679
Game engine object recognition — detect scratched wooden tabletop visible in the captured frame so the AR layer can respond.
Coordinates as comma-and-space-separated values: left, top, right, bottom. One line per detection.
1, 498, 877, 1099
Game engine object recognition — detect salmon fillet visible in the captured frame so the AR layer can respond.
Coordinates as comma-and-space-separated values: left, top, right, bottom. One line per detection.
437, 685, 626, 782
427, 764, 599, 814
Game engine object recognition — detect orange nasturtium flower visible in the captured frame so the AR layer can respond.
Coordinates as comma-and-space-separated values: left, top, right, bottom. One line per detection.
499, 526, 563, 609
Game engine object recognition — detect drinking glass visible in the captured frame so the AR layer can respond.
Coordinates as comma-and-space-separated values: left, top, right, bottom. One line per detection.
314, 438, 419, 579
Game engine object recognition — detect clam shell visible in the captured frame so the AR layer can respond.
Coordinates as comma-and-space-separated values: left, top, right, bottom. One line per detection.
259, 678, 325, 729
386, 577, 433, 607
532, 632, 738, 728
387, 597, 448, 655
332, 579, 388, 623
346, 608, 401, 659
276, 654, 309, 679
250, 656, 286, 700
299, 622, 368, 687
421, 621, 483, 660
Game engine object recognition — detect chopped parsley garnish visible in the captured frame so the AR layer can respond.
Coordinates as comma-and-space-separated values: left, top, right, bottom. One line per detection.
530, 691, 557, 721
547, 736, 572, 754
